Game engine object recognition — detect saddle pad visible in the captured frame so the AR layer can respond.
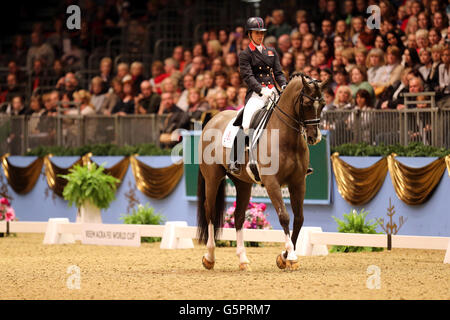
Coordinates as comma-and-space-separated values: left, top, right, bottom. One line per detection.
222, 116, 239, 148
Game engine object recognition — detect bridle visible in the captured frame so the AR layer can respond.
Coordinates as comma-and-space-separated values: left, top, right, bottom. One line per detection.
274, 76, 324, 133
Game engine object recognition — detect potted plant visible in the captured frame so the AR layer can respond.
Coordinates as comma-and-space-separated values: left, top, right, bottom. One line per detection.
120, 203, 166, 243
59, 163, 120, 223
0, 197, 15, 237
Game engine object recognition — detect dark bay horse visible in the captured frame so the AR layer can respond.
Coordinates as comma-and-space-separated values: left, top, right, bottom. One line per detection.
197, 73, 328, 271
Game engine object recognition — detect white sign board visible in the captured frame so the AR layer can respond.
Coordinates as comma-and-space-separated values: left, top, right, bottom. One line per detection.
81, 223, 141, 247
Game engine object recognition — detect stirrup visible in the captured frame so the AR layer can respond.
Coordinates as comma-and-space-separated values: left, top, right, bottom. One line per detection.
306, 168, 314, 176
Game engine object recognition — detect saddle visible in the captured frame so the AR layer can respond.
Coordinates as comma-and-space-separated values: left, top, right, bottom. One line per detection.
230, 94, 278, 183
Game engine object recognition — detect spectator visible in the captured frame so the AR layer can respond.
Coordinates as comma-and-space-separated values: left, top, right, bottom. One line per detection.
9, 35, 27, 66
333, 67, 349, 93
354, 47, 368, 69
355, 89, 373, 110
372, 45, 404, 96
206, 40, 222, 68
158, 92, 184, 115
226, 86, 239, 109
237, 86, 247, 109
289, 32, 302, 57
437, 46, 450, 103
277, 34, 291, 56
432, 12, 449, 36
183, 56, 206, 78
379, 67, 413, 110
177, 74, 195, 111
112, 79, 135, 115
229, 71, 242, 89
266, 9, 291, 38
160, 77, 180, 102
68, 90, 96, 116
428, 44, 443, 90
30, 59, 50, 93
415, 29, 430, 50
0, 74, 23, 104
428, 28, 442, 46
301, 33, 316, 64
397, 76, 428, 110
350, 16, 364, 45
320, 68, 335, 91
320, 18, 335, 42
26, 32, 55, 69
90, 77, 107, 114
130, 61, 145, 94
366, 48, 385, 87
101, 78, 122, 115
28, 96, 44, 116
349, 65, 374, 102
402, 47, 421, 69
187, 88, 210, 120
211, 57, 225, 74
116, 62, 130, 82
99, 57, 113, 94
322, 86, 336, 112
294, 52, 307, 73
224, 52, 238, 74
4, 95, 27, 115
150, 60, 167, 95
56, 72, 81, 101
281, 52, 294, 79
202, 71, 216, 100
374, 35, 387, 51
212, 90, 233, 111
417, 12, 431, 30
334, 85, 354, 109
386, 31, 405, 52
172, 45, 185, 71
418, 48, 435, 89
341, 47, 356, 73
48, 59, 65, 86
134, 80, 161, 114
7, 61, 26, 83
335, 20, 351, 43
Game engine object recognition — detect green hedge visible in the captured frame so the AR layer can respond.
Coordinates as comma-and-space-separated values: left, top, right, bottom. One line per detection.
331, 142, 450, 157
25, 141, 449, 157
26, 143, 173, 157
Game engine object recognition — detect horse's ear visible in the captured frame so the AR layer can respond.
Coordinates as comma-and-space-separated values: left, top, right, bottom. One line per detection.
320, 77, 330, 90
301, 76, 311, 92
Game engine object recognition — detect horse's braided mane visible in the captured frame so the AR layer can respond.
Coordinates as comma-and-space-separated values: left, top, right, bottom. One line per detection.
288, 72, 320, 83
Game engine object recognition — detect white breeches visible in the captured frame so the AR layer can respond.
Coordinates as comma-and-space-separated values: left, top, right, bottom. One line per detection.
242, 88, 277, 131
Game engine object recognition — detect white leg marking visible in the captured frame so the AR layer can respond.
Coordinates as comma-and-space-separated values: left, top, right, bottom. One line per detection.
236, 229, 250, 264
205, 222, 215, 262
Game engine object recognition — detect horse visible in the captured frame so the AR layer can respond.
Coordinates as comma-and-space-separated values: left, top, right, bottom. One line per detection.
196, 73, 328, 271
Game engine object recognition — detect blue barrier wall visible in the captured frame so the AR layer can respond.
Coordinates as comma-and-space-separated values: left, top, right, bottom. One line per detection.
2, 156, 449, 237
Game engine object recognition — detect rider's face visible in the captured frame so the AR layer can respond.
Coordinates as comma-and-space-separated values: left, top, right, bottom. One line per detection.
251, 31, 265, 45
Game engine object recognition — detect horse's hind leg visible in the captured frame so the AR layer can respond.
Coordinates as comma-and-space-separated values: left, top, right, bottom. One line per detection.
229, 176, 252, 271
202, 165, 226, 269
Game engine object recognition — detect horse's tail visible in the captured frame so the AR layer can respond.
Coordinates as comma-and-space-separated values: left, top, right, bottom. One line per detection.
196, 169, 226, 245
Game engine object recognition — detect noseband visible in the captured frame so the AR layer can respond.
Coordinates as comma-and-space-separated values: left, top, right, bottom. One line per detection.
275, 76, 323, 133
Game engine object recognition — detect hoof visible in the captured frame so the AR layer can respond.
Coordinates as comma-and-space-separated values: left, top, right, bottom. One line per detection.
239, 263, 251, 271
276, 254, 286, 269
285, 259, 300, 271
202, 256, 215, 270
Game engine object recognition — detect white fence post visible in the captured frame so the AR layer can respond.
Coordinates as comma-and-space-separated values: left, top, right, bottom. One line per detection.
43, 218, 75, 245
160, 221, 194, 249
444, 240, 450, 264
296, 227, 328, 256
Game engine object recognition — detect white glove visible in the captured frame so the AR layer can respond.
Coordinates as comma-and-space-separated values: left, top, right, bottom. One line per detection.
260, 87, 272, 98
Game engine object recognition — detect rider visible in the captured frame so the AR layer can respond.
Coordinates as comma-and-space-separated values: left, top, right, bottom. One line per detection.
229, 17, 287, 174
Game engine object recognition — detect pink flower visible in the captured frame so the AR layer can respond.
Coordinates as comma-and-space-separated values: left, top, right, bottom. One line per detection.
258, 203, 266, 211
0, 198, 10, 206
223, 222, 230, 228
5, 208, 15, 221
243, 221, 251, 229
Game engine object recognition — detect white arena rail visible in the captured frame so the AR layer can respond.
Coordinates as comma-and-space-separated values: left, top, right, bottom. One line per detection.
1, 221, 449, 263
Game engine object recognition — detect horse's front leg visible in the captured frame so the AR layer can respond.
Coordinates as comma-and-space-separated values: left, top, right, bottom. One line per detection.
288, 180, 305, 255
262, 176, 298, 270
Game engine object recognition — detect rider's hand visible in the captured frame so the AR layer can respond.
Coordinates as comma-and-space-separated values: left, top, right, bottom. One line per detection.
260, 87, 272, 98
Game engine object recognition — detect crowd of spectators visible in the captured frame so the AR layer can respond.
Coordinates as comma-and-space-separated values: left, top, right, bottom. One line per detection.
1, 0, 450, 146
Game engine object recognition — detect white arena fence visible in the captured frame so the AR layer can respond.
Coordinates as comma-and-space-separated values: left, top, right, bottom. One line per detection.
1, 220, 449, 264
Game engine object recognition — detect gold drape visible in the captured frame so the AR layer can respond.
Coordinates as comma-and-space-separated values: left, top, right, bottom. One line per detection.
331, 152, 388, 206
130, 155, 183, 199
387, 154, 446, 205
446, 155, 450, 177
0, 154, 44, 194
43, 155, 85, 197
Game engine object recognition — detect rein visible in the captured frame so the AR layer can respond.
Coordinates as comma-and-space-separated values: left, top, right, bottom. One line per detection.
274, 76, 323, 133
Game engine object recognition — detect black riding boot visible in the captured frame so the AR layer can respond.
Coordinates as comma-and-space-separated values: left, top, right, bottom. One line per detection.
229, 128, 245, 174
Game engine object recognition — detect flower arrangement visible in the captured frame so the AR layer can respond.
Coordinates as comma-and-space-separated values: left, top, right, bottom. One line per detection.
224, 200, 272, 230
0, 198, 15, 222
0, 197, 16, 237
218, 199, 272, 247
